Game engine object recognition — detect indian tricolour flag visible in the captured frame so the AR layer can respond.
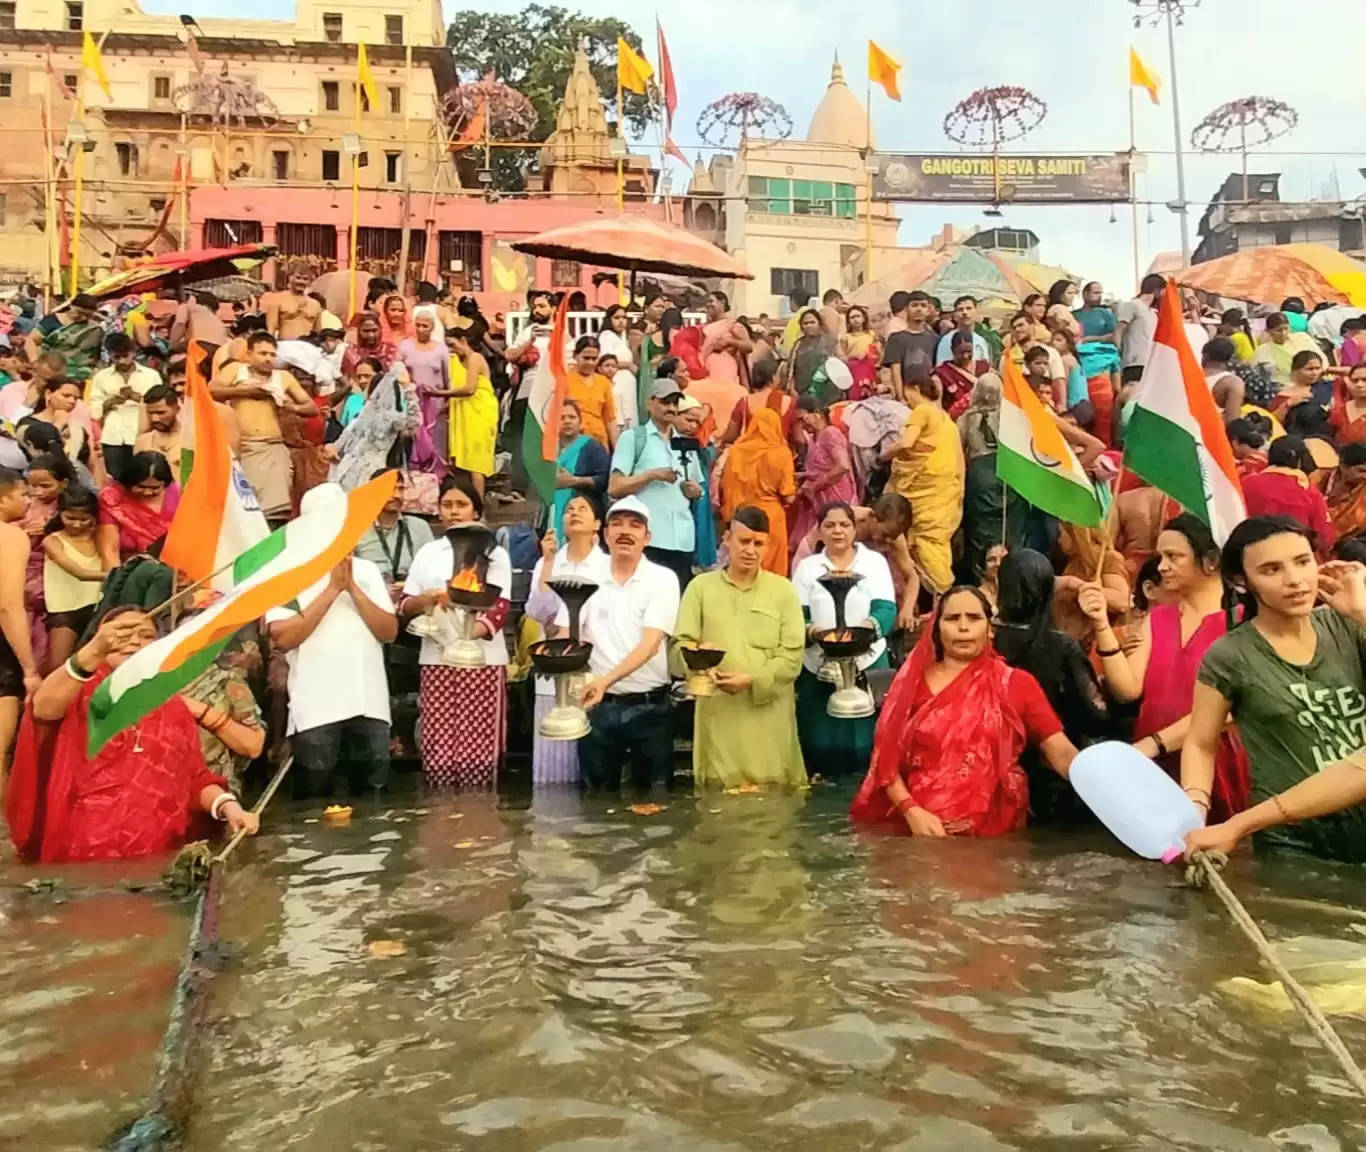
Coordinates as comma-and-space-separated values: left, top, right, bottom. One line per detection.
997, 354, 1103, 527
161, 339, 270, 589
519, 296, 572, 503
1124, 281, 1246, 544
88, 474, 396, 755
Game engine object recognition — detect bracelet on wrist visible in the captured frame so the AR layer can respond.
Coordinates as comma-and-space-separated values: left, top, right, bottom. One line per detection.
209, 792, 238, 821
894, 796, 915, 816
1152, 732, 1169, 757
1272, 794, 1295, 824
1095, 644, 1122, 658
65, 655, 94, 682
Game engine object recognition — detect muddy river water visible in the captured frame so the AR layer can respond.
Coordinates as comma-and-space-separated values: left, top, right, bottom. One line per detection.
3, 787, 1364, 1151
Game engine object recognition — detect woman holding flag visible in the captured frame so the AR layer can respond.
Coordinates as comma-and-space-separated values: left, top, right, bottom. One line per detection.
6, 609, 258, 863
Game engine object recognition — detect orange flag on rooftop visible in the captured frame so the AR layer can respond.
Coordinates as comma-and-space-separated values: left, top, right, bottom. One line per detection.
450, 98, 488, 153
868, 40, 902, 102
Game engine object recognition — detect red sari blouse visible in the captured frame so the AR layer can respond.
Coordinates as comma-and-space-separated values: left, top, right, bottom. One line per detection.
851, 631, 1062, 837
6, 671, 224, 863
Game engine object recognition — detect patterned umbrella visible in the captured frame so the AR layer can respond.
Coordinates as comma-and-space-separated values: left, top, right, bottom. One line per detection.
85, 244, 277, 301
510, 217, 752, 280
1177, 243, 1366, 307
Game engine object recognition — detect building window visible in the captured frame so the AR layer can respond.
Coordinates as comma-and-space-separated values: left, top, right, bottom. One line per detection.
357, 84, 370, 114
1274, 223, 1294, 245
0, 3, 15, 31
0, 194, 7, 227
747, 175, 793, 215
384, 152, 401, 183
385, 14, 403, 45
1258, 179, 1277, 196
63, 74, 78, 93
791, 180, 834, 217
770, 268, 819, 302
322, 12, 342, 42
551, 259, 581, 289
115, 142, 139, 176
322, 150, 340, 182
834, 182, 857, 219
151, 74, 172, 103
272, 150, 289, 180
0, 72, 10, 99
66, 2, 83, 31
387, 86, 401, 115
321, 81, 339, 112
149, 197, 167, 214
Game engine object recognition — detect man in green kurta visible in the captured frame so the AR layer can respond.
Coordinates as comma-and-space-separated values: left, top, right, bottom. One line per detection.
674, 506, 806, 790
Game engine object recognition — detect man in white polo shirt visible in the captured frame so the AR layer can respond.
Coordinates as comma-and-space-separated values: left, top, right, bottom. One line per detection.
566, 495, 681, 793
266, 512, 398, 798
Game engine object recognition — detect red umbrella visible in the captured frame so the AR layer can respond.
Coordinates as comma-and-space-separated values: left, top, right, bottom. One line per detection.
511, 217, 752, 281
85, 244, 278, 300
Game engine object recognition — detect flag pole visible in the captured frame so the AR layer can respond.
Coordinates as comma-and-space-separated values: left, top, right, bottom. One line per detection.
177, 110, 189, 249
616, 72, 625, 216
1129, 85, 1140, 290
69, 67, 86, 296
396, 43, 414, 296
348, 68, 361, 320
42, 77, 57, 310
864, 78, 874, 287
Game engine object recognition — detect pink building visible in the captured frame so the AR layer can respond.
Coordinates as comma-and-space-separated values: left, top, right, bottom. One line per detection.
188, 43, 670, 313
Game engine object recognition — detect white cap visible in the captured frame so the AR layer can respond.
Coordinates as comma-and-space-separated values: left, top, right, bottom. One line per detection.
606, 495, 652, 528
675, 393, 702, 412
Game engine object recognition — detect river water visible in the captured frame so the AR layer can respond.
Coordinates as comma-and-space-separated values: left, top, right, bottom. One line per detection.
3, 787, 1365, 1151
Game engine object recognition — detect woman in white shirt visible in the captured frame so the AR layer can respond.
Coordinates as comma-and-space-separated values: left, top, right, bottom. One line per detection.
400, 475, 512, 788
524, 492, 611, 786
791, 502, 898, 780
597, 305, 638, 430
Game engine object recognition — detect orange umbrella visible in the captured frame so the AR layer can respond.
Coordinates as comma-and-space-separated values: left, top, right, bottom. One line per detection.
1177, 243, 1366, 307
511, 216, 752, 280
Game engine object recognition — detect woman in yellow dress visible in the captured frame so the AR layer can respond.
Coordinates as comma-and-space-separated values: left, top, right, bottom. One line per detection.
445, 319, 499, 494
882, 375, 964, 596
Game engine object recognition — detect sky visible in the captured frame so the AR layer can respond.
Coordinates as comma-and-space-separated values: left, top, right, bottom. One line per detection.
145, 0, 1366, 294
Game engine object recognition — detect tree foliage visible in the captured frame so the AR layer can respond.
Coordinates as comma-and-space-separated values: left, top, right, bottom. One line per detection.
445, 4, 656, 191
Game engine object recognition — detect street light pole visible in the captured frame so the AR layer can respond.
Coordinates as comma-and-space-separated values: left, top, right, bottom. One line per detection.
1133, 0, 1197, 265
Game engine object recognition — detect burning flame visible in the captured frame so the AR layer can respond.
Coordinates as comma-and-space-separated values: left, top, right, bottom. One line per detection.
830, 630, 854, 642
451, 566, 483, 593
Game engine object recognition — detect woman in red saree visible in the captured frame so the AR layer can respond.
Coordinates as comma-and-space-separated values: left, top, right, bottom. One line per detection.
1326, 442, 1366, 547
96, 451, 179, 564
851, 587, 1078, 836
5, 609, 258, 863
1328, 363, 1366, 447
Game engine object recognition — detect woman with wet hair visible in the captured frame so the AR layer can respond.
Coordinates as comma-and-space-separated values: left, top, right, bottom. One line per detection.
1182, 516, 1366, 862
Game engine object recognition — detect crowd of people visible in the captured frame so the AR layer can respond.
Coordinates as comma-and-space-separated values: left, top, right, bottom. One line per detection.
0, 266, 1364, 868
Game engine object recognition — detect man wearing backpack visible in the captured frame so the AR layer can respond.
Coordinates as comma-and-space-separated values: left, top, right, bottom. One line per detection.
607, 376, 697, 592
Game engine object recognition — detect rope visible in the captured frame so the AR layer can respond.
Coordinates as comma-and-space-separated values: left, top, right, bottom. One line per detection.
105, 868, 222, 1150
1188, 851, 1366, 1101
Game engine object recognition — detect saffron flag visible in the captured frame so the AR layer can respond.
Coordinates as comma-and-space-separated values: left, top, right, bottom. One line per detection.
160, 340, 269, 588
357, 42, 380, 112
519, 296, 571, 503
656, 20, 678, 124
82, 30, 111, 99
88, 476, 396, 756
450, 97, 488, 153
868, 40, 902, 102
1123, 281, 1245, 543
617, 37, 653, 96
997, 354, 1103, 527
663, 137, 689, 168
1129, 47, 1161, 106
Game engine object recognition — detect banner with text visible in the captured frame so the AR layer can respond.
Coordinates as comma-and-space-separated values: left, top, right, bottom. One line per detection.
873, 153, 1132, 204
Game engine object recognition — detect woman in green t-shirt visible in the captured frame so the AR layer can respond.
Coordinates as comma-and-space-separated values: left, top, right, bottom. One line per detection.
1183, 516, 1366, 863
